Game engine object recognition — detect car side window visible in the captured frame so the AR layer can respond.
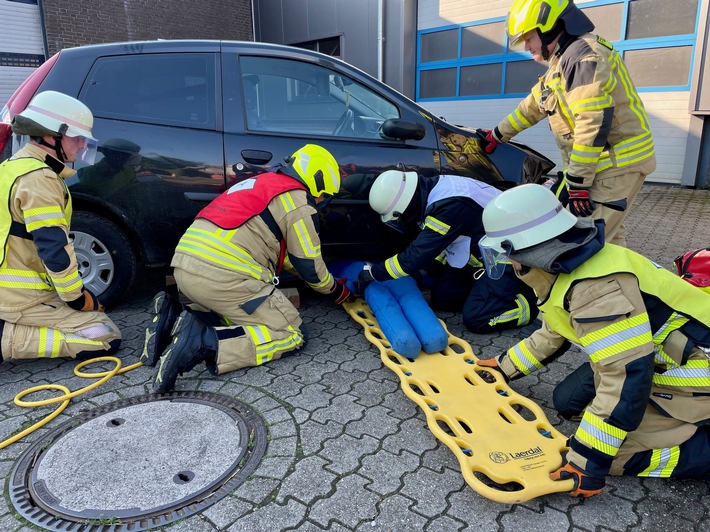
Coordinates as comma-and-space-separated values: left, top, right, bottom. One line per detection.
80, 53, 217, 129
239, 55, 399, 138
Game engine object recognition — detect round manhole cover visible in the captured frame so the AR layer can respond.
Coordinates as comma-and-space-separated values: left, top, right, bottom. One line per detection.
10, 391, 267, 531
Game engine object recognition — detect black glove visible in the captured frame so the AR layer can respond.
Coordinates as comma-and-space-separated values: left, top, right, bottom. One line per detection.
566, 182, 595, 217
67, 289, 104, 312
356, 266, 376, 295
549, 460, 605, 498
476, 355, 510, 383
479, 128, 501, 154
331, 278, 352, 305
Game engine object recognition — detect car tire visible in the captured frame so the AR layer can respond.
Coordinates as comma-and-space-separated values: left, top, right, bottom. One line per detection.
69, 212, 137, 308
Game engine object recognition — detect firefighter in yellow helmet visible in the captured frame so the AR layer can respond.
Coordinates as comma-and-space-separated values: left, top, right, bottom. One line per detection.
477, 184, 710, 498
145, 144, 352, 393
483, 0, 656, 247
0, 91, 121, 364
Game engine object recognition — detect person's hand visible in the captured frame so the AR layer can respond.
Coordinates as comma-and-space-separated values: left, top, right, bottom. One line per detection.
479, 128, 500, 154
331, 278, 353, 305
67, 289, 105, 312
356, 265, 375, 295
476, 356, 509, 383
566, 182, 595, 217
550, 461, 605, 498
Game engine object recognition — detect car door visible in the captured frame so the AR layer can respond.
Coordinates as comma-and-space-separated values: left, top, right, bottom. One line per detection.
221, 44, 440, 261
71, 50, 226, 265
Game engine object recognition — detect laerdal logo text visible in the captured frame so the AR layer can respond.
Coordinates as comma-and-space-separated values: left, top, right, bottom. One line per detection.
509, 446, 543, 460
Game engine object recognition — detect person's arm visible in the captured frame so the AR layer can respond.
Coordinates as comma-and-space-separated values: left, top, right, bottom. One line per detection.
16, 173, 98, 309
369, 199, 469, 282
492, 87, 548, 143
482, 318, 570, 379
561, 45, 614, 189
280, 192, 338, 295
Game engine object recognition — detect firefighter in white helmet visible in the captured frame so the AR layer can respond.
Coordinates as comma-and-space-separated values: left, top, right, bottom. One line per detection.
477, 184, 710, 498
145, 144, 352, 393
357, 170, 538, 333
483, 0, 655, 247
0, 91, 121, 364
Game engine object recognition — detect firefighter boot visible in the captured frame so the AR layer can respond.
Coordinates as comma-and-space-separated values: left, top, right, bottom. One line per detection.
141, 291, 182, 367
153, 310, 217, 394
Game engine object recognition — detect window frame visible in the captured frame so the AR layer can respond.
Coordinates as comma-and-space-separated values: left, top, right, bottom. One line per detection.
416, 0, 701, 102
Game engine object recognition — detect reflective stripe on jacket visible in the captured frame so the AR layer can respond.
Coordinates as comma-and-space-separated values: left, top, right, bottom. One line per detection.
496, 34, 656, 186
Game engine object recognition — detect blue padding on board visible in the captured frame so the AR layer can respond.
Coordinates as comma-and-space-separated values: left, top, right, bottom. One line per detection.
328, 259, 365, 294
365, 281, 422, 359
385, 276, 448, 353
329, 259, 447, 357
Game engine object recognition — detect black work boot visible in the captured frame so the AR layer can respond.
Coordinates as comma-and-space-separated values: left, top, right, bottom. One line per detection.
152, 310, 217, 394
141, 291, 182, 367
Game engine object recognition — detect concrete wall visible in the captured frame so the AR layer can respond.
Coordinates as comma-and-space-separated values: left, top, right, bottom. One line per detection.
253, 0, 417, 97
40, 0, 253, 55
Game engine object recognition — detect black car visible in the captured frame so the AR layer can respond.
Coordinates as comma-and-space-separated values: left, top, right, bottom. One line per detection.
0, 40, 554, 306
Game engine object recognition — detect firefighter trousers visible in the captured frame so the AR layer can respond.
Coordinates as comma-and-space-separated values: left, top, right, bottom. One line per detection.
590, 169, 647, 247
0, 294, 121, 361
174, 265, 304, 374
429, 263, 538, 333
554, 361, 710, 479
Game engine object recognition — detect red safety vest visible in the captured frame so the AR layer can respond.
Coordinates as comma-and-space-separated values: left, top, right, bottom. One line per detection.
197, 171, 306, 229
196, 171, 307, 273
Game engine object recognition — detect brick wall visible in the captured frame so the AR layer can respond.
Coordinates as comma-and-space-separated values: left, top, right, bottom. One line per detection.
41, 0, 253, 55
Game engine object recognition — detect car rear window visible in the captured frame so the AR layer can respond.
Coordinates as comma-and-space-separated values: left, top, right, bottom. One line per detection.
80, 53, 217, 129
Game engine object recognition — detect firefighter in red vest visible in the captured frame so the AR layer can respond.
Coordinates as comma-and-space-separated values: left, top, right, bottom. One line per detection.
145, 144, 351, 393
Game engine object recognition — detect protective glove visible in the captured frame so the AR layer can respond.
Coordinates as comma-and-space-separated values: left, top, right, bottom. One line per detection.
476, 355, 510, 383
479, 128, 501, 154
67, 289, 104, 312
331, 278, 353, 305
549, 461, 605, 498
356, 265, 376, 295
566, 181, 596, 217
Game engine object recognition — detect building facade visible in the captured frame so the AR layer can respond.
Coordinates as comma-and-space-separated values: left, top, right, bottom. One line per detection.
417, 0, 710, 187
0, 0, 252, 104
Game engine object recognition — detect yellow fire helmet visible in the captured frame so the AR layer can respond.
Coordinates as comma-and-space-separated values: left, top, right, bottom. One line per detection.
288, 144, 341, 198
507, 0, 593, 47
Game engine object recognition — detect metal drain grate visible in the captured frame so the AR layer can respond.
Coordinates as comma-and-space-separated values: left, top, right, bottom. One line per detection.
10, 391, 267, 531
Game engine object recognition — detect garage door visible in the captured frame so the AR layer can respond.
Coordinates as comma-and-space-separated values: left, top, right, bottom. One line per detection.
0, 0, 45, 106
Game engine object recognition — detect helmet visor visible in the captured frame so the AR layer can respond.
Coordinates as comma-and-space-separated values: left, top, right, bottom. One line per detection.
478, 237, 513, 280
76, 136, 98, 165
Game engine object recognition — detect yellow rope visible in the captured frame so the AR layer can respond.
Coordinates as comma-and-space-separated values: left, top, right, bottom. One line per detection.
0, 357, 143, 449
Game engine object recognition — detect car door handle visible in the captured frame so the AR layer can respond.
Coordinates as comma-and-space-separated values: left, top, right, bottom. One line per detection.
241, 150, 273, 165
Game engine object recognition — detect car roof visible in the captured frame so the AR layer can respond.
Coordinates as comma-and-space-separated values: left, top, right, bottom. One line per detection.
59, 39, 333, 61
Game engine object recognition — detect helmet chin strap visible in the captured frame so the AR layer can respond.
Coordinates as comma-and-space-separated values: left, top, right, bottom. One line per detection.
37, 137, 67, 163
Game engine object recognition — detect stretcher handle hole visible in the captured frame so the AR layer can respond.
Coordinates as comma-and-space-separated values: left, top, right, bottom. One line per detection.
510, 402, 537, 422
473, 471, 524, 493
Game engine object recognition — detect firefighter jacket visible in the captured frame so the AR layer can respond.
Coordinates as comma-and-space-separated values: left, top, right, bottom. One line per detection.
0, 144, 84, 312
370, 175, 499, 280
171, 171, 337, 294
494, 33, 656, 187
498, 244, 710, 479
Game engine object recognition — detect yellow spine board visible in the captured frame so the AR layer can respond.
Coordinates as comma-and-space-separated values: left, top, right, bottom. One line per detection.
344, 299, 574, 503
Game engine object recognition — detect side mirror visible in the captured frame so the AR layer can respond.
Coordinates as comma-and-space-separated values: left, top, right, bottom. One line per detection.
380, 119, 426, 141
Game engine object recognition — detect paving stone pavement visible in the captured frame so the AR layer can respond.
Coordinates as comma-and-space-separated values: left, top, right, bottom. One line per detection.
1, 183, 709, 532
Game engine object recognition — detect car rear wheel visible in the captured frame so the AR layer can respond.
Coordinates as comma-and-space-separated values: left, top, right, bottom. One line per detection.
69, 212, 137, 308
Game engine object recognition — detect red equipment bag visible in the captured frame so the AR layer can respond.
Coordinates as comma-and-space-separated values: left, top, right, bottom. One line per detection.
674, 248, 710, 292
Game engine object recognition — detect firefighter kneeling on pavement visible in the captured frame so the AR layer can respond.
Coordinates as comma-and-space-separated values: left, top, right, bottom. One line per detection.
477, 184, 710, 498
0, 91, 121, 363
142, 144, 352, 393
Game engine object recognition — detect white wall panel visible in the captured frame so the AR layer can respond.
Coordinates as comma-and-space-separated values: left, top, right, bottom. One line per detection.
0, 1, 44, 55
